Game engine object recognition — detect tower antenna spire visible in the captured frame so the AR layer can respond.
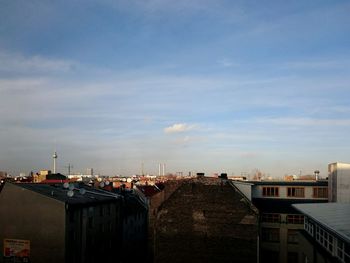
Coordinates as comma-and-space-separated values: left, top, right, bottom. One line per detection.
53, 139, 58, 173
53, 151, 58, 174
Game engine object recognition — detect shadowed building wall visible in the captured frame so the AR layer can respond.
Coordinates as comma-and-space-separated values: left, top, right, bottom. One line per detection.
153, 178, 258, 263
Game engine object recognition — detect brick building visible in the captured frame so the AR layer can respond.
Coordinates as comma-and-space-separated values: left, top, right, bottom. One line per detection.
153, 177, 258, 263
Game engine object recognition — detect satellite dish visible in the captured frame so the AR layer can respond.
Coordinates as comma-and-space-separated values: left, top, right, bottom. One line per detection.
79, 188, 86, 195
69, 184, 74, 191
105, 181, 110, 186
100, 182, 105, 188
63, 182, 69, 189
67, 190, 74, 197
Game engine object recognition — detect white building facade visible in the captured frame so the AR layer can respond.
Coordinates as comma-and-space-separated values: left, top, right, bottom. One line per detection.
328, 162, 350, 203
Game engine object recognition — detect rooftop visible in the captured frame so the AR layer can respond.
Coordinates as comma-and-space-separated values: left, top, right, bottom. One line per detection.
248, 180, 328, 186
293, 203, 350, 243
10, 182, 120, 206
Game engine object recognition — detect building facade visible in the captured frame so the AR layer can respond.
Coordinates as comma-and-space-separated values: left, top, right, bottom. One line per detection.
153, 177, 259, 263
0, 183, 123, 263
328, 162, 350, 203
293, 203, 350, 263
233, 180, 329, 263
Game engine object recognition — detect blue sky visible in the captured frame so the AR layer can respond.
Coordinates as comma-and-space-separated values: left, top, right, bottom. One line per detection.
1, 0, 350, 177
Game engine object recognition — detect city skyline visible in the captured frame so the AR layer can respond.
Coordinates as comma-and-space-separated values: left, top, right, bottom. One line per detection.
1, 0, 350, 176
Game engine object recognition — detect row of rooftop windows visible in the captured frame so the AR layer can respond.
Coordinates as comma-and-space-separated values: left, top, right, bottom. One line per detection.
262, 187, 328, 198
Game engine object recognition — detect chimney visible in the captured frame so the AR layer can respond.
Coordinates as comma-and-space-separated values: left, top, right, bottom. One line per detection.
314, 170, 320, 181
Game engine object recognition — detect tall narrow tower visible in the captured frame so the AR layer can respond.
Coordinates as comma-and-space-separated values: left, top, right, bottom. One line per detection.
53, 151, 58, 174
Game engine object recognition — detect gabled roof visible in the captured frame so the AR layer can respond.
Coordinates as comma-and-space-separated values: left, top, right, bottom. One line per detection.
136, 184, 161, 197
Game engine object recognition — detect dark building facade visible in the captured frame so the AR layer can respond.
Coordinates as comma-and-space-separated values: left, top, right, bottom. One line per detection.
0, 182, 148, 263
294, 203, 350, 263
153, 177, 258, 263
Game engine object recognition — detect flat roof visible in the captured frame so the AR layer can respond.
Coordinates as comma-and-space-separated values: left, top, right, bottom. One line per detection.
293, 203, 350, 243
249, 180, 328, 186
12, 183, 120, 205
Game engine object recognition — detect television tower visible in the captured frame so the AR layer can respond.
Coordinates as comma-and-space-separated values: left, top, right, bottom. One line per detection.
53, 151, 58, 173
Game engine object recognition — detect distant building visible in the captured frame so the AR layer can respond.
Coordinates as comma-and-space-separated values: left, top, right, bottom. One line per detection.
293, 203, 350, 263
328, 162, 350, 203
33, 170, 51, 182
86, 168, 94, 177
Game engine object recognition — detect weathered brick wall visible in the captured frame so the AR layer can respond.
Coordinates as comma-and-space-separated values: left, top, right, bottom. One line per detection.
153, 178, 258, 263
148, 179, 189, 262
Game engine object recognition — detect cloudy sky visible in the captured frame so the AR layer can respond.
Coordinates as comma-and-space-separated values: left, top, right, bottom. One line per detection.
1, 0, 350, 177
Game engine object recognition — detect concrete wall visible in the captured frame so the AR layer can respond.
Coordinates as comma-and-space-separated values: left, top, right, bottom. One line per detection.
260, 214, 305, 263
0, 183, 66, 263
328, 162, 350, 203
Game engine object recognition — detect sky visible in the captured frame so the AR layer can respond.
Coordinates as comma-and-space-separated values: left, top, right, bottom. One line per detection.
0, 0, 350, 177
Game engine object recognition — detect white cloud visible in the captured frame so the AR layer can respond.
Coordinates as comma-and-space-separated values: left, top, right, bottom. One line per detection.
0, 50, 77, 74
164, 123, 195, 133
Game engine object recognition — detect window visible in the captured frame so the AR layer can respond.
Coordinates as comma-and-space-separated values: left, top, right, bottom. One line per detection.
313, 187, 328, 198
316, 226, 335, 254
261, 213, 281, 223
287, 214, 304, 224
262, 187, 279, 197
287, 187, 305, 197
305, 218, 314, 236
262, 227, 280, 242
287, 229, 299, 244
337, 240, 350, 263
